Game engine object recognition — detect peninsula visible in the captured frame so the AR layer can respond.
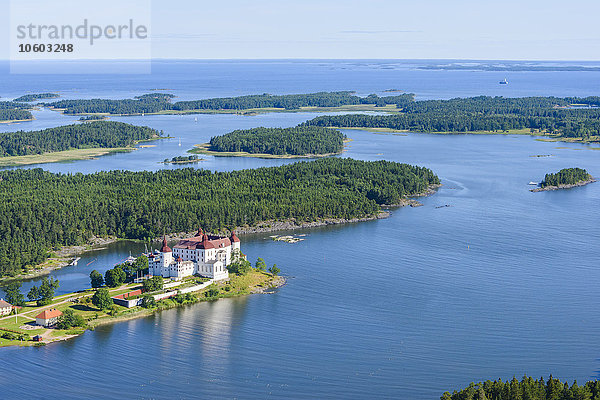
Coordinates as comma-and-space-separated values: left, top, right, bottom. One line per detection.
0, 121, 163, 167
191, 126, 348, 158
0, 158, 439, 279
0, 231, 284, 347
0, 101, 34, 123
531, 167, 595, 192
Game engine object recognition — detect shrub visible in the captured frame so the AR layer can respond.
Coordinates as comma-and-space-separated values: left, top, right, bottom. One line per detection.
141, 295, 156, 308
57, 309, 86, 329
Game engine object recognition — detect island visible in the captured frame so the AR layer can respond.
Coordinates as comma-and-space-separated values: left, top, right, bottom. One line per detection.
162, 155, 203, 164
13, 93, 60, 102
441, 375, 600, 400
44, 91, 414, 116
0, 121, 163, 167
191, 126, 348, 158
302, 95, 600, 142
0, 158, 440, 280
0, 101, 34, 123
0, 231, 284, 347
531, 167, 595, 192
79, 115, 108, 121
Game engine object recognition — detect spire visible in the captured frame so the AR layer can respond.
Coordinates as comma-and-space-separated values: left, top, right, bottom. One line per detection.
161, 236, 172, 253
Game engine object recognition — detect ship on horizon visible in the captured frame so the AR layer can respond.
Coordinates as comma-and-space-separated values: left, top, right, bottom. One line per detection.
499, 78, 509, 84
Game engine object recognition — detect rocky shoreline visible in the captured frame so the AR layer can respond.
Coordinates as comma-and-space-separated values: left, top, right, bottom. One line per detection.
4, 185, 439, 282
0, 236, 118, 284
530, 179, 596, 192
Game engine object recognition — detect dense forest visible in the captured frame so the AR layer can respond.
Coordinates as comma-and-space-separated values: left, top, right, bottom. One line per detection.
0, 121, 160, 157
46, 91, 415, 114
0, 101, 33, 121
441, 375, 600, 400
0, 158, 439, 277
14, 93, 60, 102
303, 96, 600, 139
541, 168, 593, 187
0, 109, 33, 121
208, 126, 346, 155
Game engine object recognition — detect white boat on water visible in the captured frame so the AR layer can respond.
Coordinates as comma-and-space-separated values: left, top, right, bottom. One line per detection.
499, 78, 509, 85
528, 181, 538, 185
70, 257, 81, 266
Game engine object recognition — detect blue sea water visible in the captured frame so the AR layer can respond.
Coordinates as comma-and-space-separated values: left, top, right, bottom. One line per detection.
0, 60, 599, 399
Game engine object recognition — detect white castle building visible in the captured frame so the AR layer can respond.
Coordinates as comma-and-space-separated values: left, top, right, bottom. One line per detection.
148, 228, 241, 281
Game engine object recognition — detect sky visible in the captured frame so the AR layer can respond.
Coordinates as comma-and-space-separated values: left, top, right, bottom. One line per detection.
2, 0, 600, 60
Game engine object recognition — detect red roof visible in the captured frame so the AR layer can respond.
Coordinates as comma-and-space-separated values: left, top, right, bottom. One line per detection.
173, 233, 231, 250
230, 231, 240, 243
161, 236, 172, 253
0, 299, 12, 308
36, 309, 62, 320
195, 227, 203, 237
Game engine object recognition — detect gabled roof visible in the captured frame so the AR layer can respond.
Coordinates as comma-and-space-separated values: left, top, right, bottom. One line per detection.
36, 308, 62, 320
230, 231, 240, 243
0, 299, 12, 308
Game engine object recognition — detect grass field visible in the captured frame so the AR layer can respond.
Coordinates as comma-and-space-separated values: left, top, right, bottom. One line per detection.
0, 269, 282, 347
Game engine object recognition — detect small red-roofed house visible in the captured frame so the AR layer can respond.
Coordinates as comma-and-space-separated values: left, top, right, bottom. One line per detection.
35, 309, 62, 327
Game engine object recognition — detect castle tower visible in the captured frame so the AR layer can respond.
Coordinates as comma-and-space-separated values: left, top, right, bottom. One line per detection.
160, 236, 173, 269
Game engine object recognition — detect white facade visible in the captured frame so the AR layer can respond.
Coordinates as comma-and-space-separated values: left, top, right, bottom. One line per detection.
149, 230, 241, 281
0, 299, 12, 316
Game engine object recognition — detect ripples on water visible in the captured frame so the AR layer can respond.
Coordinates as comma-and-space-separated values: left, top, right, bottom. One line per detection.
1, 61, 599, 399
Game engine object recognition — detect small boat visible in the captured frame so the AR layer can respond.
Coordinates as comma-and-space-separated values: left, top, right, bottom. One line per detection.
70, 257, 81, 266
499, 78, 509, 85
528, 181, 538, 185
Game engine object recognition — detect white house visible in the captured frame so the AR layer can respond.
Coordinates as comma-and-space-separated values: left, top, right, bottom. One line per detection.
148, 228, 241, 281
0, 299, 13, 316
35, 309, 62, 327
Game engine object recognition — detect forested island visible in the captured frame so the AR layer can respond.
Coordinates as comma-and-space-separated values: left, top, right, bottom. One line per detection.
14, 93, 60, 102
79, 115, 107, 121
194, 126, 346, 157
0, 158, 439, 278
0, 121, 162, 166
531, 167, 595, 192
163, 155, 202, 164
441, 375, 600, 400
0, 101, 34, 122
303, 96, 600, 140
45, 91, 414, 115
